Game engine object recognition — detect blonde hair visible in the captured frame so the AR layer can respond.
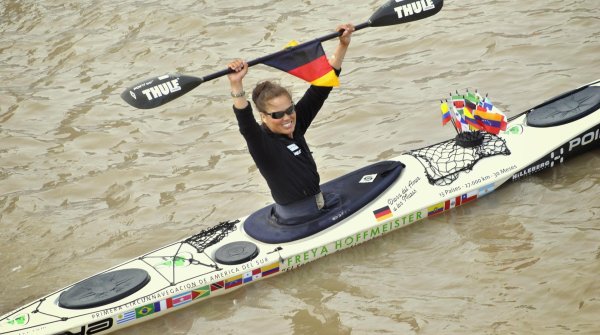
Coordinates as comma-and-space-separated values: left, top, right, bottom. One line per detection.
252, 80, 292, 113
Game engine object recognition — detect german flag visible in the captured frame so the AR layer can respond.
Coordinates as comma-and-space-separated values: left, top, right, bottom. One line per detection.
263, 40, 339, 87
373, 206, 393, 222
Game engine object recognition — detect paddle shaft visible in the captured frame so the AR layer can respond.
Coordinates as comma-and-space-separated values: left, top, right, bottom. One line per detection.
121, 0, 444, 108
201, 22, 370, 83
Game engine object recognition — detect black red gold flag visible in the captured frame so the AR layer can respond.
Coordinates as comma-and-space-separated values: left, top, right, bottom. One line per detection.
262, 40, 339, 87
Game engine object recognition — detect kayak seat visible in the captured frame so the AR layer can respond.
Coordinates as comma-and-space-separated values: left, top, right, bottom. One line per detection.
243, 160, 405, 244
526, 86, 600, 127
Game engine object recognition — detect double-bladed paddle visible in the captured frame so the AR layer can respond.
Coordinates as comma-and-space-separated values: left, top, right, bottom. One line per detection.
121, 0, 444, 109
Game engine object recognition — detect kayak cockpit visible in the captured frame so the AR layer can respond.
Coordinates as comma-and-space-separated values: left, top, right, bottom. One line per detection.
526, 85, 600, 127
243, 161, 405, 243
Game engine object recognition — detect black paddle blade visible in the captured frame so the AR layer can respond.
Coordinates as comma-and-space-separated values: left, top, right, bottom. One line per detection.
121, 74, 203, 109
369, 0, 444, 27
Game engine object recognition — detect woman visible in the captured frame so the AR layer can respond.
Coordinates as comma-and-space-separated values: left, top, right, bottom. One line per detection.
227, 23, 354, 224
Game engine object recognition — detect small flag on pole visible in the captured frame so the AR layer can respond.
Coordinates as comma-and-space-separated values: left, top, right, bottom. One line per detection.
483, 96, 493, 111
474, 109, 507, 134
262, 40, 339, 87
463, 106, 483, 131
451, 94, 465, 109
440, 101, 452, 125
440, 89, 506, 135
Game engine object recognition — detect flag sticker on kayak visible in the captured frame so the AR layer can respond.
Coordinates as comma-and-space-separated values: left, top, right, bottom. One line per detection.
192, 286, 211, 300
444, 196, 462, 210
461, 190, 478, 204
427, 202, 445, 216
158, 299, 170, 311
171, 292, 193, 306
243, 269, 262, 283
225, 275, 243, 289
262, 262, 280, 277
116, 310, 136, 324
478, 183, 495, 197
211, 280, 224, 291
136, 303, 157, 318
373, 206, 393, 222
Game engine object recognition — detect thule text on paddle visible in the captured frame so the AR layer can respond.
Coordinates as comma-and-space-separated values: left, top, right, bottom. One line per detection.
141, 78, 181, 101
394, 0, 436, 18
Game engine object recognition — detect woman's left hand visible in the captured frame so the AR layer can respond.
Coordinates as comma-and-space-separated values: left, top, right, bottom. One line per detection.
336, 23, 355, 46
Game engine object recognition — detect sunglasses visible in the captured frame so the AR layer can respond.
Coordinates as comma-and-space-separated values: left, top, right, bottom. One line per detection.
263, 104, 295, 119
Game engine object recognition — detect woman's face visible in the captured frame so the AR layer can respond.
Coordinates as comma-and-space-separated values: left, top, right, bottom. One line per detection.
261, 94, 296, 138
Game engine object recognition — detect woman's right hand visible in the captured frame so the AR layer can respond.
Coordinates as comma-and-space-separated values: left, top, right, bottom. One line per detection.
227, 59, 249, 108
227, 59, 248, 84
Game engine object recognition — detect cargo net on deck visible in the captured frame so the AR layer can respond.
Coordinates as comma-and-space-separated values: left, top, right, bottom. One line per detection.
185, 219, 238, 253
412, 88, 512, 186
409, 133, 511, 186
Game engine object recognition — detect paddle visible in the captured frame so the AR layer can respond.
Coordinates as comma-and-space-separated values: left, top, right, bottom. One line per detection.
121, 0, 444, 109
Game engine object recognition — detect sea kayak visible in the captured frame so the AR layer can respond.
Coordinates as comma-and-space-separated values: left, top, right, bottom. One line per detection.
1, 79, 599, 335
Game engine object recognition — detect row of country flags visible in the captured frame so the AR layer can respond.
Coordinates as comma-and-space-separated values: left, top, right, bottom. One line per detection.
440, 90, 507, 135
373, 183, 496, 222
115, 262, 280, 325
427, 183, 495, 216
223, 261, 280, 289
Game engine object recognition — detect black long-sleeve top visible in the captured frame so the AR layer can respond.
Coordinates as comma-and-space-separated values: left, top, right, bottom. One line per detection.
233, 73, 340, 205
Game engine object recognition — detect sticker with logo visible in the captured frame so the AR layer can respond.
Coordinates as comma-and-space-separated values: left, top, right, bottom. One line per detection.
56, 318, 113, 335
140, 75, 181, 102
393, 0, 437, 19
503, 125, 524, 135
359, 174, 377, 183
512, 125, 600, 181
6, 313, 29, 326
154, 252, 194, 268
287, 143, 301, 156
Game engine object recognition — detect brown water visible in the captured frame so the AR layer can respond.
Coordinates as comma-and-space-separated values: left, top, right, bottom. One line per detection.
1, 0, 599, 334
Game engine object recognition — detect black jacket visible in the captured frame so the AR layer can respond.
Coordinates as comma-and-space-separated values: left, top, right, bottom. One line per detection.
233, 77, 339, 205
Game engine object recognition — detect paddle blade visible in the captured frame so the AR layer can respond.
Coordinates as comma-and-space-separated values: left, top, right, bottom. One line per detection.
121, 74, 203, 109
369, 0, 443, 27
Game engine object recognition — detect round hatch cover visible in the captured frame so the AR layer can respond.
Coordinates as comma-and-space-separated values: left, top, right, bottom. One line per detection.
215, 241, 259, 265
58, 268, 150, 309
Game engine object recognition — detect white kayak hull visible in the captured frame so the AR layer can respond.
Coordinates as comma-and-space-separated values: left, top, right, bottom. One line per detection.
2, 79, 599, 335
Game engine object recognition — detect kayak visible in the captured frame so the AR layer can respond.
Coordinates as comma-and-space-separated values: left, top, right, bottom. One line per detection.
1, 79, 599, 335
